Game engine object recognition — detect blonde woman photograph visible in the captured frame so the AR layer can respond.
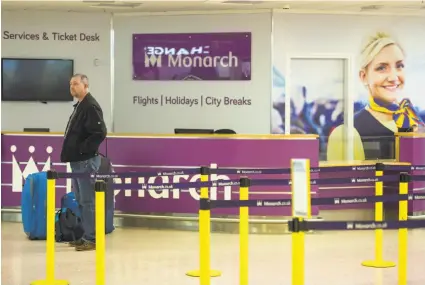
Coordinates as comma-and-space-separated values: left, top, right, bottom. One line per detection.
327, 32, 424, 161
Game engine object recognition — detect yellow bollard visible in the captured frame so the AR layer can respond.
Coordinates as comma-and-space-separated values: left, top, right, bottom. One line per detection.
239, 177, 250, 285
291, 218, 305, 285
186, 166, 221, 284
31, 170, 70, 285
95, 180, 107, 285
398, 173, 409, 285
362, 163, 396, 268
290, 159, 311, 285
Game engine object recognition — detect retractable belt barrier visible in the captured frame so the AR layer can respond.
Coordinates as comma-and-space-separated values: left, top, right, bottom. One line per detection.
34, 162, 425, 285
55, 163, 425, 179
30, 171, 108, 285
30, 171, 70, 285
191, 163, 425, 285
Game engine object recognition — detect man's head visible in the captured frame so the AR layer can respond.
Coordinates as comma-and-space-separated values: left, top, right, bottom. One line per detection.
70, 74, 89, 100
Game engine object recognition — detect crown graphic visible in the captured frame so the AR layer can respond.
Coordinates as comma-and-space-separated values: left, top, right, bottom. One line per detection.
11, 145, 52, 193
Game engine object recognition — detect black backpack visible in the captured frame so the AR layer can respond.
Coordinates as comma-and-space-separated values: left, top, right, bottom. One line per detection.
54, 153, 115, 242
55, 208, 84, 242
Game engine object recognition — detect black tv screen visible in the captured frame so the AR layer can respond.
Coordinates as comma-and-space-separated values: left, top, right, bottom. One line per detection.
1, 58, 74, 102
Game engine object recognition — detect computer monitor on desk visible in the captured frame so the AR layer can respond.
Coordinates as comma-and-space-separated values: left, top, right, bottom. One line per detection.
174, 128, 214, 135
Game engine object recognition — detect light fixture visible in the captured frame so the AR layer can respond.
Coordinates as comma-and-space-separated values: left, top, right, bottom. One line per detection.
220, 0, 264, 4
85, 1, 142, 9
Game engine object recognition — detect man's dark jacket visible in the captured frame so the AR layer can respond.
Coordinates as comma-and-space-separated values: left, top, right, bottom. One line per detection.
60, 93, 107, 162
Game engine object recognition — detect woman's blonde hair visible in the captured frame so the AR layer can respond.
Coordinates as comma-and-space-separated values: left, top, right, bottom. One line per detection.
359, 32, 404, 71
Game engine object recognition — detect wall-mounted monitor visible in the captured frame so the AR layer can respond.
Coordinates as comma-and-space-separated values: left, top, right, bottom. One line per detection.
174, 128, 214, 134
1, 58, 74, 102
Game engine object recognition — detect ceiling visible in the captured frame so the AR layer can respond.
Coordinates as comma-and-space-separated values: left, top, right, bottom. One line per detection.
1, 1, 425, 16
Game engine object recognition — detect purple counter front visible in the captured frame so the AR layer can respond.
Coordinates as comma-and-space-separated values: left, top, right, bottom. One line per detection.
1, 133, 319, 217
1, 133, 107, 208
397, 133, 425, 214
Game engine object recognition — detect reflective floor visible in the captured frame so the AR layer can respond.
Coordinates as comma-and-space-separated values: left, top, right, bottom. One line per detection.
1, 222, 424, 285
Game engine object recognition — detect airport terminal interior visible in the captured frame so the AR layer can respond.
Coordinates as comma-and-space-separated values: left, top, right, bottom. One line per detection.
1, 1, 425, 285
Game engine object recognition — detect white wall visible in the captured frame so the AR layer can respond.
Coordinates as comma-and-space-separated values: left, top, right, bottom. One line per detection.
1, 11, 112, 132
113, 12, 272, 134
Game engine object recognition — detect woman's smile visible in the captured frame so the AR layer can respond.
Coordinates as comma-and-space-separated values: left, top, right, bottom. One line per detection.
382, 84, 400, 92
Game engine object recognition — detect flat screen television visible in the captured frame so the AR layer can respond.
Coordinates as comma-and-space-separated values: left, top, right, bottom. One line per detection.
1, 58, 74, 102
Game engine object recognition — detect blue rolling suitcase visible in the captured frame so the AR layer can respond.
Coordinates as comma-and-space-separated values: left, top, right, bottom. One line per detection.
21, 172, 48, 240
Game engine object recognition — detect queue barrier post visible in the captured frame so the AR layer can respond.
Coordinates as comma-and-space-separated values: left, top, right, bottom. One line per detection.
289, 158, 311, 285
289, 218, 307, 285
398, 173, 410, 285
31, 170, 70, 285
239, 177, 250, 285
95, 180, 107, 285
361, 163, 396, 268
186, 166, 221, 284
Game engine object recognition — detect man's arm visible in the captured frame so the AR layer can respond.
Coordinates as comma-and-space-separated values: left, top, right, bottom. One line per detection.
80, 105, 107, 154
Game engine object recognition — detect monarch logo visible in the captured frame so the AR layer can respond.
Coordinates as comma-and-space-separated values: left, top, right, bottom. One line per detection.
334, 198, 340, 204
414, 195, 425, 200
257, 200, 263, 206
347, 223, 354, 229
10, 145, 72, 193
144, 46, 235, 68
143, 50, 238, 68
157, 171, 185, 176
412, 166, 425, 170
145, 54, 163, 67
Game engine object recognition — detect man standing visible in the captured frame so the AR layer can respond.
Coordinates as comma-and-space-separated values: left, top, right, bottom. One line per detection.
61, 74, 107, 251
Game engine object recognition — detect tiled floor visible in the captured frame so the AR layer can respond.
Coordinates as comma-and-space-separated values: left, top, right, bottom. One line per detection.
1, 222, 424, 285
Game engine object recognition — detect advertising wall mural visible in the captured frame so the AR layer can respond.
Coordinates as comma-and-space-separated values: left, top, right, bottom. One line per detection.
272, 15, 425, 161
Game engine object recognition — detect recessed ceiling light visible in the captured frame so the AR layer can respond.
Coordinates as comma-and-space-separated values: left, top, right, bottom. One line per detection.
87, 1, 141, 9
221, 1, 264, 4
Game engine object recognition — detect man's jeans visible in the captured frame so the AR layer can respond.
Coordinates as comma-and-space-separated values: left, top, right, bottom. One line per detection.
70, 155, 101, 243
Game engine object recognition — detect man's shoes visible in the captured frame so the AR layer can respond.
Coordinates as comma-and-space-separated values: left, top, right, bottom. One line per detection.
68, 239, 83, 247
75, 240, 96, 251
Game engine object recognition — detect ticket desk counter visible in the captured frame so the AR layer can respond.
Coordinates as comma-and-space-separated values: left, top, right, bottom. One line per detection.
1, 132, 319, 233
396, 132, 425, 217
2, 132, 423, 233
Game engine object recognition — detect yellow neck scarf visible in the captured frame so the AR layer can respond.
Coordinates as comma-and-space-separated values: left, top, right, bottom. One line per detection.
368, 97, 423, 129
